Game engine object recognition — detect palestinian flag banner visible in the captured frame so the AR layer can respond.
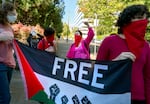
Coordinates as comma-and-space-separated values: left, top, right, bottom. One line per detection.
13, 40, 132, 104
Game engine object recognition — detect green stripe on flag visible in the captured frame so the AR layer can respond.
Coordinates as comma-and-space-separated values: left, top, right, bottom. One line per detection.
30, 90, 55, 104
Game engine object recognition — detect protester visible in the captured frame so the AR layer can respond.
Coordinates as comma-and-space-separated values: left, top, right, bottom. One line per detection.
0, 2, 17, 104
27, 28, 43, 48
37, 27, 57, 53
66, 22, 94, 59
96, 4, 150, 104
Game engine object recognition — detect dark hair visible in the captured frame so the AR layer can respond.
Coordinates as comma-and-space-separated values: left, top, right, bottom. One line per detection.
2, 2, 15, 12
0, 2, 15, 25
116, 4, 150, 34
44, 27, 55, 36
75, 30, 82, 36
0, 8, 5, 24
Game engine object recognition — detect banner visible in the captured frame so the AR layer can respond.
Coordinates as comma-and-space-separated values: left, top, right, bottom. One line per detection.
13, 40, 132, 104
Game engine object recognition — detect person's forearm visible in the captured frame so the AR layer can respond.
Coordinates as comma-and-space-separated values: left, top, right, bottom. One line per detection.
0, 31, 14, 41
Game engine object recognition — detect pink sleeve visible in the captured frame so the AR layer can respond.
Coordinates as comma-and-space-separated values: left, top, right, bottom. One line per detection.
144, 45, 150, 104
84, 27, 95, 46
0, 31, 14, 41
96, 37, 110, 61
66, 44, 74, 59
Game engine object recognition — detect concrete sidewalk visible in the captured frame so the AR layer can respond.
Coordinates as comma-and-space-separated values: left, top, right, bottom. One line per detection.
10, 70, 39, 104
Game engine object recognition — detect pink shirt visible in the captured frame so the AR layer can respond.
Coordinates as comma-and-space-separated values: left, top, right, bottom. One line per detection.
0, 24, 16, 68
96, 35, 150, 103
74, 43, 89, 59
66, 27, 94, 59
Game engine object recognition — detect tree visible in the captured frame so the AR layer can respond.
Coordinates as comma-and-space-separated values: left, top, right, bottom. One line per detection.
78, 0, 147, 40
62, 22, 70, 38
13, 0, 65, 34
145, 0, 150, 42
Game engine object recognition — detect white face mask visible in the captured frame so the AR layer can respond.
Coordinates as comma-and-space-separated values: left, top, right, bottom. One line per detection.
7, 15, 17, 23
31, 31, 37, 36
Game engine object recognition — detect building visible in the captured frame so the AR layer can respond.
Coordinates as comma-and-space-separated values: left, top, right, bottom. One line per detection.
72, 6, 98, 38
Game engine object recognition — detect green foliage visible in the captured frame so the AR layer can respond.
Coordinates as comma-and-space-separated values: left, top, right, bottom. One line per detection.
145, 0, 150, 42
62, 23, 70, 37
78, 0, 124, 37
78, 0, 150, 40
146, 24, 150, 42
14, 0, 65, 34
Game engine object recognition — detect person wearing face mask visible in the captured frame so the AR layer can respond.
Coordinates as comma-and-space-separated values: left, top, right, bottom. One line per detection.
37, 27, 57, 53
6, 13, 17, 23
66, 22, 95, 59
96, 4, 150, 104
0, 2, 17, 104
27, 28, 44, 48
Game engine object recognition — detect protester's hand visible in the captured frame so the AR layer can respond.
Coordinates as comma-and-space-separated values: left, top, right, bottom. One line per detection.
84, 22, 90, 28
112, 52, 136, 62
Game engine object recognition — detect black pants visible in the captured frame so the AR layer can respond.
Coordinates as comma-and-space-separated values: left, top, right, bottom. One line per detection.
131, 100, 146, 104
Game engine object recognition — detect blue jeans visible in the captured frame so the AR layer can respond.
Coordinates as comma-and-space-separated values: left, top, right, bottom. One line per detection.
0, 63, 13, 104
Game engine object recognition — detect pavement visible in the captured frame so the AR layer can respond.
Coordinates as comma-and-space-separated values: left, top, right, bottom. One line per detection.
10, 70, 39, 104
10, 39, 99, 104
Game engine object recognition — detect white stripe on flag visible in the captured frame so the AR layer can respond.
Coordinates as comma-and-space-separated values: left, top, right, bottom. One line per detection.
35, 72, 131, 104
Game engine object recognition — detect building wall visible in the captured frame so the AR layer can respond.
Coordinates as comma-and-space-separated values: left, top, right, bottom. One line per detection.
73, 6, 98, 39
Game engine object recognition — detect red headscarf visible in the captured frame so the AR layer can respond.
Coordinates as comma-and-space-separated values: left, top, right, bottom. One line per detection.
74, 32, 82, 47
46, 34, 54, 46
122, 19, 148, 59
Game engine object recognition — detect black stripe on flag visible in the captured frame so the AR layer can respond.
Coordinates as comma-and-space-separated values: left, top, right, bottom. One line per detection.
16, 41, 132, 95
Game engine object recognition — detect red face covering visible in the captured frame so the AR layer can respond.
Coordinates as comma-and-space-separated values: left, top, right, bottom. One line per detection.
46, 35, 54, 46
74, 35, 82, 47
122, 19, 148, 59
